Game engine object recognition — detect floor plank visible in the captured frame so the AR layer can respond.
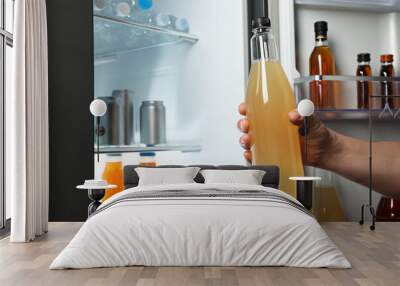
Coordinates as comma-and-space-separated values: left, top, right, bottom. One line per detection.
0, 222, 399, 286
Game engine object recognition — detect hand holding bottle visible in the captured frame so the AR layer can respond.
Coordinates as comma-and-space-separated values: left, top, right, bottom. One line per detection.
237, 102, 336, 167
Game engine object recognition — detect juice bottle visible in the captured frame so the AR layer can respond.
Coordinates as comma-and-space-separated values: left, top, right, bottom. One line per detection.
309, 21, 336, 108
245, 17, 304, 197
102, 155, 124, 201
356, 53, 373, 109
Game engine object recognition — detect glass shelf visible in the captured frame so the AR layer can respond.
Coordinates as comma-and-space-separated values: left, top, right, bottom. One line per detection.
314, 110, 400, 121
294, 75, 400, 84
294, 75, 400, 121
295, 0, 400, 12
97, 143, 202, 154
94, 13, 199, 57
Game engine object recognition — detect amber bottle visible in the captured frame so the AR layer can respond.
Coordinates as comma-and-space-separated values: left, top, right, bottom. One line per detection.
309, 21, 336, 109
380, 54, 396, 109
377, 197, 400, 222
356, 53, 372, 109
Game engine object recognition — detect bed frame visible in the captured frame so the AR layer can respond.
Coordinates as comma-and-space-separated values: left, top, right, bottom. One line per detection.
123, 165, 280, 190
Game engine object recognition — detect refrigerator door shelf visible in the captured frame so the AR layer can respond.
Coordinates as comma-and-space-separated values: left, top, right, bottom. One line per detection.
294, 75, 400, 121
94, 13, 199, 57
295, 0, 400, 12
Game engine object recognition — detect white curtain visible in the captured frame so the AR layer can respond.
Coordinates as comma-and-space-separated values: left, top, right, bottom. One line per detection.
9, 0, 49, 242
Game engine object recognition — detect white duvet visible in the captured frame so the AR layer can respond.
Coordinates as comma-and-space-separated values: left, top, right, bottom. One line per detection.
50, 183, 351, 269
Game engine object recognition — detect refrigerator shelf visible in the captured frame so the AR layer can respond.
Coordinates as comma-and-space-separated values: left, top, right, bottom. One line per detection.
96, 143, 202, 154
294, 75, 400, 121
94, 13, 199, 57
314, 110, 400, 121
295, 0, 400, 12
294, 75, 400, 84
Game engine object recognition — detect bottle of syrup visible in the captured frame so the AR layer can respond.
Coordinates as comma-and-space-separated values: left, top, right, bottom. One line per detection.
309, 21, 336, 108
356, 53, 372, 109
380, 54, 396, 109
245, 17, 304, 197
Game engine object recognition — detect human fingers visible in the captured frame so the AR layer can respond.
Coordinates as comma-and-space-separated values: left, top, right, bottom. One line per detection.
239, 134, 251, 150
237, 118, 250, 133
244, 150, 252, 163
288, 109, 304, 126
239, 102, 247, 116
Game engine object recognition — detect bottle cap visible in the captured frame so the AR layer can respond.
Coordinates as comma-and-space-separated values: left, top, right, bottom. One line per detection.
175, 18, 189, 32
380, 54, 394, 63
138, 0, 153, 10
357, 53, 371, 62
115, 2, 131, 17
314, 21, 328, 37
140, 152, 156, 157
252, 17, 271, 29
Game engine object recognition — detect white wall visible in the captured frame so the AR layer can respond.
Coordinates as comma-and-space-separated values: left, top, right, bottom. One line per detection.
94, 0, 248, 176
294, 5, 400, 221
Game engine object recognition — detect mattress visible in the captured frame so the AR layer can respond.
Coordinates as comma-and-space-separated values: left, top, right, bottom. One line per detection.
50, 183, 351, 269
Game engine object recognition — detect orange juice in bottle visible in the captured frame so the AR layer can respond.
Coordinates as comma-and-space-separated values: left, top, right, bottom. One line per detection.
102, 155, 124, 201
246, 17, 304, 197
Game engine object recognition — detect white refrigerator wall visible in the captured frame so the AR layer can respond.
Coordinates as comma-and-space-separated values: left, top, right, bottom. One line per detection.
94, 0, 248, 177
292, 3, 400, 221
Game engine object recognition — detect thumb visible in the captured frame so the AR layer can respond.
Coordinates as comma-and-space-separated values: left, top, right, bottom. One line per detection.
288, 109, 304, 126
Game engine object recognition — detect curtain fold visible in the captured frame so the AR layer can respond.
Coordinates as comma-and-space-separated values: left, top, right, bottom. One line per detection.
9, 0, 49, 242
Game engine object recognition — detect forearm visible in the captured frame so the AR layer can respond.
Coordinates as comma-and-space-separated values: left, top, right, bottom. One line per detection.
317, 132, 400, 199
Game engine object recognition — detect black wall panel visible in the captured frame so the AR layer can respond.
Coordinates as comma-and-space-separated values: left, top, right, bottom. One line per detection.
47, 0, 94, 221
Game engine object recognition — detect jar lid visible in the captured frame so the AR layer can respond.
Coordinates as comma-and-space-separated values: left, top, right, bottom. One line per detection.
140, 152, 156, 157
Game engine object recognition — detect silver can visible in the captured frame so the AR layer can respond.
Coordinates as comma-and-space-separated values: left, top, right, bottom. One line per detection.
140, 101, 166, 145
112, 90, 134, 146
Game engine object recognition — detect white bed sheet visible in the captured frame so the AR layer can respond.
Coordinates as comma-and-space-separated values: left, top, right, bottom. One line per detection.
50, 183, 351, 269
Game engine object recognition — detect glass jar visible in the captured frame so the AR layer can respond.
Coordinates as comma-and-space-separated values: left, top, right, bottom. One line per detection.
139, 152, 157, 167
102, 155, 124, 201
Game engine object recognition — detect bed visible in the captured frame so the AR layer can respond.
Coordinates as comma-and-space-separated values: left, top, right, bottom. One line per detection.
50, 165, 350, 269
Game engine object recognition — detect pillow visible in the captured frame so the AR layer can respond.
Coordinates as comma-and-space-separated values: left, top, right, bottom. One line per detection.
135, 167, 201, 186
200, 169, 266, 185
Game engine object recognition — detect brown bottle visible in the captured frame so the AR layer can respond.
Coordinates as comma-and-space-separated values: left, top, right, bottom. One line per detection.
356, 53, 372, 109
309, 21, 336, 109
377, 197, 400, 222
380, 54, 395, 109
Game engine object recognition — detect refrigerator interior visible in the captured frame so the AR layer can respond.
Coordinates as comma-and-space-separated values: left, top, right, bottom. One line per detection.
289, 0, 400, 221
94, 0, 249, 176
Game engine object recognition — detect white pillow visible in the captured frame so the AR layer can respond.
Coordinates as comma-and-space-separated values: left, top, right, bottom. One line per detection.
135, 167, 201, 186
200, 169, 266, 185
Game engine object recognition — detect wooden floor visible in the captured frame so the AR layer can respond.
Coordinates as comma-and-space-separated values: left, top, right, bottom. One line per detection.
0, 222, 399, 286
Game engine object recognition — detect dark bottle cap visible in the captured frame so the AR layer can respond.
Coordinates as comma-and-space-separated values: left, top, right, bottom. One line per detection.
380, 54, 393, 63
357, 53, 371, 62
252, 17, 271, 29
140, 152, 156, 157
314, 21, 328, 37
